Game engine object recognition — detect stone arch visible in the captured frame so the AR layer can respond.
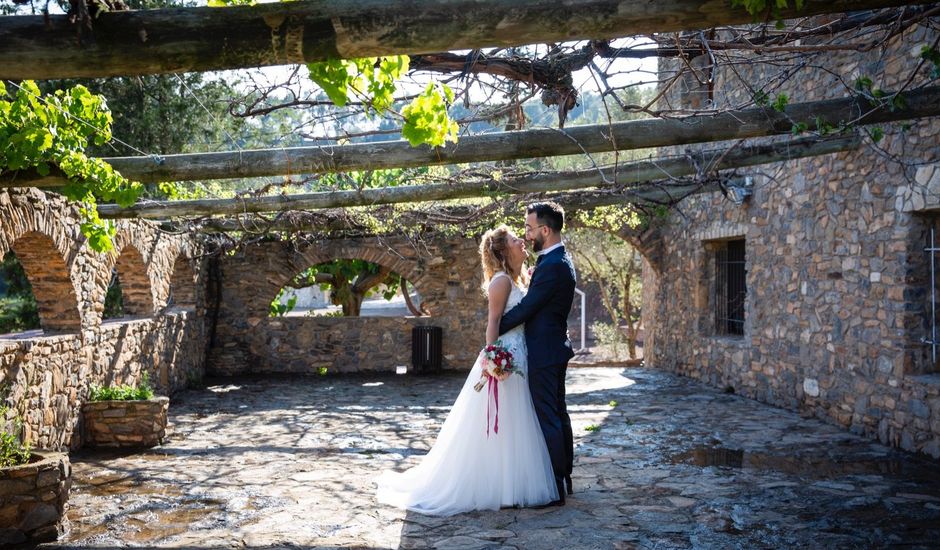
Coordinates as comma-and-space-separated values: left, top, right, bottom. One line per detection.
4, 231, 82, 333
262, 238, 438, 317
111, 244, 155, 317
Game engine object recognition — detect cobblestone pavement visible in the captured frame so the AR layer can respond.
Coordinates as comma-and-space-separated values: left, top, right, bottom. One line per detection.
41, 368, 940, 549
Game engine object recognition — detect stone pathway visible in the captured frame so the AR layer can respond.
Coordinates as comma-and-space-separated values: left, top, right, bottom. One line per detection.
41, 368, 940, 549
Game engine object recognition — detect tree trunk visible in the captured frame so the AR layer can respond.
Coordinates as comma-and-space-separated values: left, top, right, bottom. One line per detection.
400, 279, 427, 317
0, 0, 925, 80
10, 85, 940, 187
94, 135, 860, 219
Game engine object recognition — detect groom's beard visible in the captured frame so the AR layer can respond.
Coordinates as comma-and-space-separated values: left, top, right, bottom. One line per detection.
532, 235, 545, 252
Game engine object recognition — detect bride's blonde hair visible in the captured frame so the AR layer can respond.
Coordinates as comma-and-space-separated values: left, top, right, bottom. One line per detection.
480, 225, 523, 291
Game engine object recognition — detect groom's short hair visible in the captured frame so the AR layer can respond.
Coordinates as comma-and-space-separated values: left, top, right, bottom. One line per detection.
527, 202, 565, 233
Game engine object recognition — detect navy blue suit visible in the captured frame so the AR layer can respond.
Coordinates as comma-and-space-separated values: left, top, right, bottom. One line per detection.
499, 246, 576, 484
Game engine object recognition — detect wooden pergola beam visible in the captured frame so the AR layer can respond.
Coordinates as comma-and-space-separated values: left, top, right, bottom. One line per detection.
4, 86, 938, 188
191, 175, 743, 233
96, 135, 860, 220
0, 0, 930, 80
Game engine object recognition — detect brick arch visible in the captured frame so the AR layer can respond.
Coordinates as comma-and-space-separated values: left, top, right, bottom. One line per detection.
111, 244, 155, 316
5, 231, 82, 333
264, 239, 438, 316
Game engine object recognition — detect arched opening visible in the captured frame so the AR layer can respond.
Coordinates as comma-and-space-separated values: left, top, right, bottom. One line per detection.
2, 231, 81, 335
168, 255, 197, 309
0, 251, 40, 335
104, 245, 154, 319
271, 259, 426, 318
566, 227, 647, 362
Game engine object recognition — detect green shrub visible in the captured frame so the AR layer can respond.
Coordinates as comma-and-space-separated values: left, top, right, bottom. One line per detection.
89, 373, 154, 401
0, 430, 31, 468
0, 406, 31, 468
591, 321, 630, 360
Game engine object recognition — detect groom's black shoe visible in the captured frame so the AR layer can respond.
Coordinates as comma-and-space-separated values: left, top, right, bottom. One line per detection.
565, 475, 573, 495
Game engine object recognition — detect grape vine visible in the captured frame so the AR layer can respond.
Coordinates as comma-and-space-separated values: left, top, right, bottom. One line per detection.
0, 81, 145, 252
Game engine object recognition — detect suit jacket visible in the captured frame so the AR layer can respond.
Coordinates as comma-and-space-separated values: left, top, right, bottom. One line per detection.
499, 245, 576, 369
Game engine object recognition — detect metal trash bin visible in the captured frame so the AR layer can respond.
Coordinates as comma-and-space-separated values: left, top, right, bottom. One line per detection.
411, 326, 443, 374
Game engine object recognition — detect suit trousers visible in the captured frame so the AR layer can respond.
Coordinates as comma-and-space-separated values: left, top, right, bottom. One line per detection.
528, 361, 574, 480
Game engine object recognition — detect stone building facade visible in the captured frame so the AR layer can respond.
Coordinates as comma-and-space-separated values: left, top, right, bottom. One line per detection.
644, 24, 940, 458
206, 234, 487, 375
0, 188, 207, 449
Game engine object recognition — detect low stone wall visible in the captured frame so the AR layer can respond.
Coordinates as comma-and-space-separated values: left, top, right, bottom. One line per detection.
82, 396, 169, 448
0, 450, 71, 545
208, 236, 487, 375
0, 188, 207, 451
229, 316, 455, 375
0, 311, 204, 450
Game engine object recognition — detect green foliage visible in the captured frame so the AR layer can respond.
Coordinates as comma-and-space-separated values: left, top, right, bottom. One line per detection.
269, 288, 298, 317
103, 272, 124, 319
0, 253, 39, 334
306, 55, 456, 148
608, 400, 618, 407
0, 297, 39, 335
921, 46, 940, 79
770, 93, 789, 113
89, 373, 155, 401
402, 83, 459, 147
0, 81, 143, 252
584, 424, 601, 432
592, 321, 631, 361
0, 405, 31, 468
317, 367, 328, 376
0, 430, 31, 468
730, 0, 805, 18
868, 127, 885, 144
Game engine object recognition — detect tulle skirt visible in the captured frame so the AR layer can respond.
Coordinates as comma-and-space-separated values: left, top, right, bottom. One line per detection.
375, 350, 558, 516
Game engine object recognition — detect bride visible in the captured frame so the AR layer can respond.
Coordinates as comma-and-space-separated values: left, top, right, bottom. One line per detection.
376, 225, 559, 515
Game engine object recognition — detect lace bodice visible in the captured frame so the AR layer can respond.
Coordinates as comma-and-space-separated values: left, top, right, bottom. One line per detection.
491, 272, 527, 370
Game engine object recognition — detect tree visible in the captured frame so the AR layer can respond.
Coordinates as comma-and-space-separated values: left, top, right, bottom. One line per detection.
273, 260, 404, 317
566, 229, 643, 359
0, 253, 39, 334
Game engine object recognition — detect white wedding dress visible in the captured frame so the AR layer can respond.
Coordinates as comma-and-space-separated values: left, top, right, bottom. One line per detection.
376, 272, 559, 515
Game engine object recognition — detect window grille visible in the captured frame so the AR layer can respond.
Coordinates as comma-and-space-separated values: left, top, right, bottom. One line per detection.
925, 224, 939, 365
716, 239, 746, 336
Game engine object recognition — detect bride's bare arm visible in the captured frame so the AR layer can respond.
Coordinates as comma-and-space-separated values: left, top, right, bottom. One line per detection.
486, 277, 512, 346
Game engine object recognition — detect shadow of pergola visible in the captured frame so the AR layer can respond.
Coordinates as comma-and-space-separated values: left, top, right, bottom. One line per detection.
45, 368, 940, 550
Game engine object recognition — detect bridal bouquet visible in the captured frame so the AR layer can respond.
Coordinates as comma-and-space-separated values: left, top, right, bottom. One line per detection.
474, 340, 522, 392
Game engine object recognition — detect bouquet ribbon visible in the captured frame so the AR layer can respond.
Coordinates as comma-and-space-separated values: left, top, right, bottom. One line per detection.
487, 375, 499, 436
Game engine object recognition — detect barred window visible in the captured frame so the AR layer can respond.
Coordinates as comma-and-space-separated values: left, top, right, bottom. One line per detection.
715, 239, 746, 336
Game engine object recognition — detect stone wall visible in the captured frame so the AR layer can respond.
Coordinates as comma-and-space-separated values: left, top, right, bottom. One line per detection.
0, 450, 71, 545
0, 188, 207, 450
207, 235, 487, 375
645, 24, 940, 458
82, 396, 169, 448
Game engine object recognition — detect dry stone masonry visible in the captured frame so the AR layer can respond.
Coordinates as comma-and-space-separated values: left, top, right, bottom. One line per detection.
0, 450, 70, 545
644, 23, 940, 458
82, 396, 169, 448
207, 235, 486, 374
0, 188, 207, 450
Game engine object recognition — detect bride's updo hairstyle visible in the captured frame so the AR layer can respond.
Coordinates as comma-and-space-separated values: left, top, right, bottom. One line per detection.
480, 225, 520, 290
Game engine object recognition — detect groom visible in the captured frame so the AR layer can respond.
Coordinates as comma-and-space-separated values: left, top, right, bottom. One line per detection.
499, 202, 576, 505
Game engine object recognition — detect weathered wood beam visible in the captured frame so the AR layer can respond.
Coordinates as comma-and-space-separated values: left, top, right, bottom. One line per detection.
4, 86, 938, 188
97, 135, 859, 220
0, 0, 931, 80
192, 176, 735, 233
